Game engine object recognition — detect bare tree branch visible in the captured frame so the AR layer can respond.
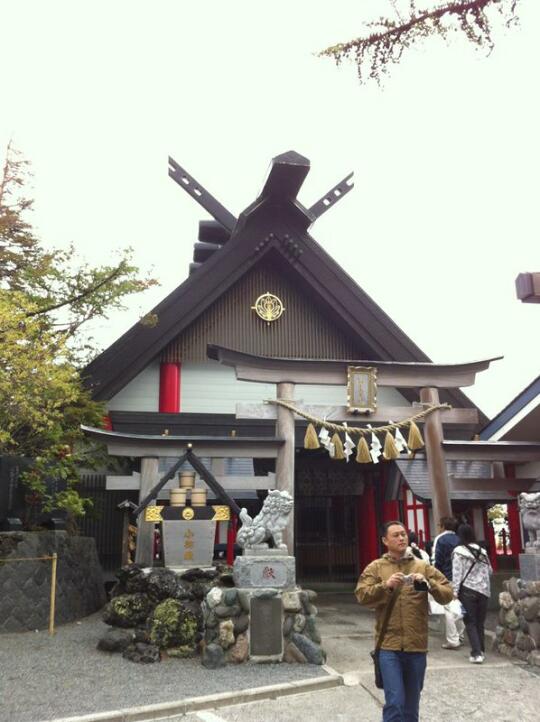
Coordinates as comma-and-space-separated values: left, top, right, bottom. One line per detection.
24, 266, 124, 318
319, 0, 520, 84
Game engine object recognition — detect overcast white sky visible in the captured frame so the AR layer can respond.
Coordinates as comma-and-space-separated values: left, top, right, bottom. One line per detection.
1, 0, 538, 419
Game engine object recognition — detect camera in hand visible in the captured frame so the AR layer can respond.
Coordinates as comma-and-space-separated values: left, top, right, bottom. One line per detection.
403, 574, 428, 591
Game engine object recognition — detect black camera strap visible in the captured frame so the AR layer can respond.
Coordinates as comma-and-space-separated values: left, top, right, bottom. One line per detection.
375, 586, 402, 652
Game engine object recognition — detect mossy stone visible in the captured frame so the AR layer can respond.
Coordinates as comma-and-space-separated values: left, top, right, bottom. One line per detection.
102, 593, 153, 628
148, 598, 198, 649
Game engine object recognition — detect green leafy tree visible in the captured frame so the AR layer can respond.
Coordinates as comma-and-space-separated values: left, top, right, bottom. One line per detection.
319, 0, 520, 84
0, 141, 158, 530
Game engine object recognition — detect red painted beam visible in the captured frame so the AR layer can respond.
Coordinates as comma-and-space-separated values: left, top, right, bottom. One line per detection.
227, 514, 238, 566
483, 512, 498, 572
159, 362, 181, 413
505, 464, 523, 557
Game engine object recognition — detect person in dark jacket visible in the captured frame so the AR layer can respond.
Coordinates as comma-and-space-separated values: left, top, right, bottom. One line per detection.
433, 517, 460, 579
431, 517, 464, 649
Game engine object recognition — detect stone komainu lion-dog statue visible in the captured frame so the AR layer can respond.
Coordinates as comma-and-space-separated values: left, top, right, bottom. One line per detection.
519, 492, 540, 551
236, 489, 293, 550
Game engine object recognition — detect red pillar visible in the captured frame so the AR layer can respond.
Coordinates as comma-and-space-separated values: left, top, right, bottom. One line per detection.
483, 511, 498, 571
383, 500, 400, 522
505, 464, 523, 558
507, 501, 522, 557
227, 514, 238, 566
159, 362, 181, 413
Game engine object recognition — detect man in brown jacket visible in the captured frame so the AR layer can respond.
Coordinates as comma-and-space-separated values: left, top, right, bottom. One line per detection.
356, 520, 453, 721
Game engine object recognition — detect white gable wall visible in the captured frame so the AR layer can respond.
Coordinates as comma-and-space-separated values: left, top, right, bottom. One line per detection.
107, 360, 408, 414
108, 361, 160, 412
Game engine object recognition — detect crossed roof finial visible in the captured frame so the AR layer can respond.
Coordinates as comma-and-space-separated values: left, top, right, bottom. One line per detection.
168, 151, 354, 235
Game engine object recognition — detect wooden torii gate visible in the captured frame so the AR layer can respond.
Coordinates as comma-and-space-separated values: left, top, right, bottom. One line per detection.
208, 345, 503, 553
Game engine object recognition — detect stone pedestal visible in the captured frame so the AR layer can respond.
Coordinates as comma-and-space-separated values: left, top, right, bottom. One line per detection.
199, 553, 324, 664
202, 581, 325, 665
233, 554, 296, 589
519, 552, 540, 582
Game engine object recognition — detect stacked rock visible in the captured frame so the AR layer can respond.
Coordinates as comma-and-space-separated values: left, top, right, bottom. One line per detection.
281, 589, 325, 664
493, 577, 540, 667
201, 586, 250, 668
200, 586, 325, 668
97, 564, 232, 663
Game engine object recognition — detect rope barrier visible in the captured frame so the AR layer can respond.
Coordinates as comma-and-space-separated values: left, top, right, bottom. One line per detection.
266, 399, 451, 436
0, 556, 55, 562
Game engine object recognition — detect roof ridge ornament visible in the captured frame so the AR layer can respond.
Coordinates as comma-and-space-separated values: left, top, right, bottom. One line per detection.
168, 152, 354, 236
168, 156, 237, 233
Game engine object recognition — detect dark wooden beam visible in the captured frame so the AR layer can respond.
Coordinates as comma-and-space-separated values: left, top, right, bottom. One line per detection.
208, 344, 502, 388
134, 452, 189, 516
168, 157, 237, 233
183, 450, 242, 516
261, 151, 310, 200
81, 425, 284, 458
309, 172, 354, 220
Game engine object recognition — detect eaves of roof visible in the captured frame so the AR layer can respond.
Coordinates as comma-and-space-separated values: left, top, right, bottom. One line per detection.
395, 459, 514, 503
480, 375, 540, 440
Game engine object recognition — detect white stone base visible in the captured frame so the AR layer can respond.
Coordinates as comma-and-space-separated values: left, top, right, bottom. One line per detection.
233, 555, 296, 589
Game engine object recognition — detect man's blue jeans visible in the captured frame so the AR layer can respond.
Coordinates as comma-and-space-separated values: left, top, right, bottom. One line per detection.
378, 650, 427, 722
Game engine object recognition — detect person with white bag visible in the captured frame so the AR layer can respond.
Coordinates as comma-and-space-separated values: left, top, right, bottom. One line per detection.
431, 517, 466, 649
452, 523, 493, 664
408, 530, 430, 563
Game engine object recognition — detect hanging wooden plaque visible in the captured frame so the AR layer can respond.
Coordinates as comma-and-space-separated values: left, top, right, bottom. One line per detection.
347, 366, 377, 414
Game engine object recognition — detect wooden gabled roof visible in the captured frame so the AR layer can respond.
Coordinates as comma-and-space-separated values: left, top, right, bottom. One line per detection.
83, 151, 484, 422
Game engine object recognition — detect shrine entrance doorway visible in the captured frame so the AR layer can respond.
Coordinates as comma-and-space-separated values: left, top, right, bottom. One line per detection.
296, 495, 358, 583
295, 455, 365, 584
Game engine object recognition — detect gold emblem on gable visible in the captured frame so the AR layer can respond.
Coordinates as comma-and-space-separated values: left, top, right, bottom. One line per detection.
251, 292, 285, 325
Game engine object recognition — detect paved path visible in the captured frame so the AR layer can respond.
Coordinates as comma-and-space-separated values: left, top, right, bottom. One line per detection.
174, 594, 539, 722
176, 662, 539, 722
3, 592, 538, 722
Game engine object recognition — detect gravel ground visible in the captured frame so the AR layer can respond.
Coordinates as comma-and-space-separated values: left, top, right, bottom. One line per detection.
1, 613, 328, 722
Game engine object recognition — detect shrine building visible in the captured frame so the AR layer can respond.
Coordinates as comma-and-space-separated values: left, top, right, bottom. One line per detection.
82, 151, 527, 584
